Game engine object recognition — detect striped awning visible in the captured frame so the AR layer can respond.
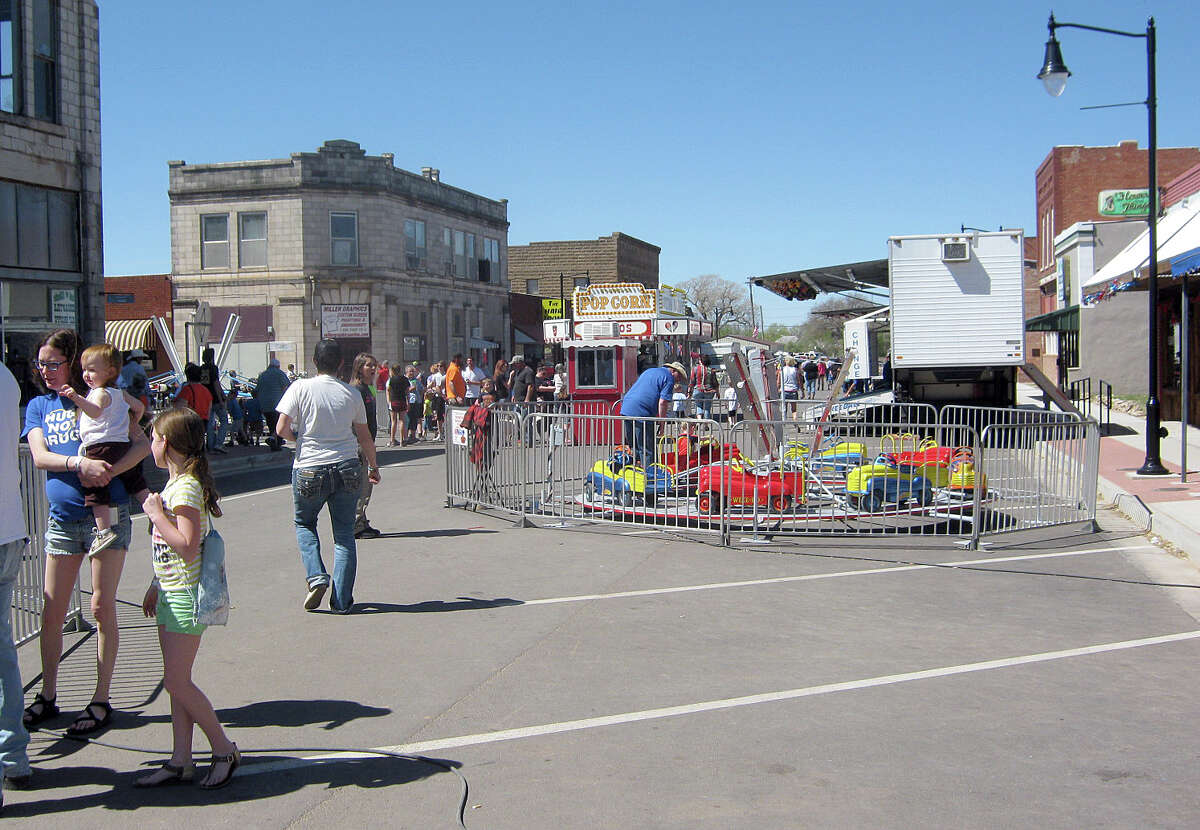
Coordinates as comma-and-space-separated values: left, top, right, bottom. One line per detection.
104, 319, 155, 351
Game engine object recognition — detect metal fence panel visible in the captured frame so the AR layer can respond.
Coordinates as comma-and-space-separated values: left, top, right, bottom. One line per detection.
977, 419, 1099, 536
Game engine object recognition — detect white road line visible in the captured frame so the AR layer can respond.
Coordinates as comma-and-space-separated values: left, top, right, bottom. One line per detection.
241, 628, 1200, 774
516, 545, 1161, 607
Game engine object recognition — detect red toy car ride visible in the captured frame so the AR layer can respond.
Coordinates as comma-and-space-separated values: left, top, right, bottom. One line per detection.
695, 459, 806, 514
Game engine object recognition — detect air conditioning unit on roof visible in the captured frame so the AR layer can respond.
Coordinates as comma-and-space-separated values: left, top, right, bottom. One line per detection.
941, 239, 971, 262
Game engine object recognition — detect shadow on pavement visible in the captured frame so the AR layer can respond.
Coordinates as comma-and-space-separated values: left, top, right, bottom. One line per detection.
215, 699, 392, 730
372, 528, 498, 539
0, 754, 456, 817
343, 597, 523, 614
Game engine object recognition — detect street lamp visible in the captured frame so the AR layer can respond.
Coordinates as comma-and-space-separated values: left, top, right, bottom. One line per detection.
1038, 13, 1169, 475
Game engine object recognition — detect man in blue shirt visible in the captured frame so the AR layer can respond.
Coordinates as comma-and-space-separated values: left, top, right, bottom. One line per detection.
621, 362, 687, 467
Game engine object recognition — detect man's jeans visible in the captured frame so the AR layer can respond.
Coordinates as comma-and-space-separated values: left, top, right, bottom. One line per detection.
207, 401, 230, 450
0, 539, 31, 779
623, 418, 655, 469
692, 391, 714, 420
293, 460, 362, 612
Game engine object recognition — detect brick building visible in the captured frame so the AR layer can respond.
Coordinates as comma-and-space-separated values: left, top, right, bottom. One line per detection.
1031, 140, 1200, 378
101, 274, 173, 371
1, 0, 102, 370
168, 140, 511, 377
508, 232, 660, 309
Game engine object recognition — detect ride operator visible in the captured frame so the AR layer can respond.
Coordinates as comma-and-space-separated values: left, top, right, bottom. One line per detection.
620, 362, 687, 468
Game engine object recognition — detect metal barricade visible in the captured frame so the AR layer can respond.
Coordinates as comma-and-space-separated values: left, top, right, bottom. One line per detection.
445, 405, 533, 519
938, 404, 1082, 449
977, 419, 1099, 536
15, 446, 84, 647
726, 417, 982, 545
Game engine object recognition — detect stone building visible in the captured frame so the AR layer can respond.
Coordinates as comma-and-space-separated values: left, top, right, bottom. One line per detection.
168, 139, 510, 377
1, 0, 102, 365
507, 232, 660, 313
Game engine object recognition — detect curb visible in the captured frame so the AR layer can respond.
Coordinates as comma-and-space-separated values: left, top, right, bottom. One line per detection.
1098, 473, 1200, 567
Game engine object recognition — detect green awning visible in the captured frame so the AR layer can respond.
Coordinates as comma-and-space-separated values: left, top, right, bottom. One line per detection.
1025, 306, 1079, 332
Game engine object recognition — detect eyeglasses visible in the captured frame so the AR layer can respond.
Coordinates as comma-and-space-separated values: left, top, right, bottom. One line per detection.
34, 359, 67, 371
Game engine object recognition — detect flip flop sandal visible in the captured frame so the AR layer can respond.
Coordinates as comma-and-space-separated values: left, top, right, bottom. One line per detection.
22, 693, 59, 727
66, 701, 113, 736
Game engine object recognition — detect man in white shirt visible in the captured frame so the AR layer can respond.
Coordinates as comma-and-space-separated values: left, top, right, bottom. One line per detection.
276, 339, 380, 615
462, 357, 487, 401
0, 363, 32, 794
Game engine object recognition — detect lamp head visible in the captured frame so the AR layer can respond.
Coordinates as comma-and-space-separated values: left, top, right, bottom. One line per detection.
1038, 22, 1071, 97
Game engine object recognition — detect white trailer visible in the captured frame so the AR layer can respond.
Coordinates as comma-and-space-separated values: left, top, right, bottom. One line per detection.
887, 231, 1026, 406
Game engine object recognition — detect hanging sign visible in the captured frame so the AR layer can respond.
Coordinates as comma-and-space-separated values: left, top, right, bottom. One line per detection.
1098, 189, 1151, 217
541, 298, 564, 319
321, 304, 370, 338
543, 319, 571, 342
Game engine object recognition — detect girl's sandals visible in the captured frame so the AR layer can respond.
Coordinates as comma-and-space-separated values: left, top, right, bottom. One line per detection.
65, 701, 113, 736
22, 693, 58, 727
199, 744, 241, 790
134, 762, 195, 788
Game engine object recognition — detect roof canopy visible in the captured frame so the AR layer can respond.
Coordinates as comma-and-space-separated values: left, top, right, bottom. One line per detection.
1083, 199, 1200, 290
753, 258, 888, 301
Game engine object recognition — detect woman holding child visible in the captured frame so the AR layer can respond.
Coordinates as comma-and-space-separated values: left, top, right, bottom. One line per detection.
21, 329, 150, 736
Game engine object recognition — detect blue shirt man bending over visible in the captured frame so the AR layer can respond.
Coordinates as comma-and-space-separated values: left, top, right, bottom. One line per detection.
621, 362, 687, 467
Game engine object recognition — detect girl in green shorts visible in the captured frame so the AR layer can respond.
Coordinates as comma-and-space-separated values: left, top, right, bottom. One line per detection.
137, 408, 240, 789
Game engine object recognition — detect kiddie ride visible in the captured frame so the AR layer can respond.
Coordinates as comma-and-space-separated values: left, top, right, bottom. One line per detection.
575, 430, 988, 528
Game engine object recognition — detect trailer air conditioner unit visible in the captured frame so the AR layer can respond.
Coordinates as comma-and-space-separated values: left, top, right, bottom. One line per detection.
580, 322, 620, 338
941, 240, 970, 262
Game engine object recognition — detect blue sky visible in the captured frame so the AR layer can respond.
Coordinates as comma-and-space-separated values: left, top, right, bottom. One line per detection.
98, 0, 1199, 325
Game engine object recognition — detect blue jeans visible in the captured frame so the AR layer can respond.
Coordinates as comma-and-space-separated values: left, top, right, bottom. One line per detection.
293, 460, 361, 611
0, 539, 31, 779
692, 391, 713, 420
207, 401, 230, 450
623, 419, 655, 469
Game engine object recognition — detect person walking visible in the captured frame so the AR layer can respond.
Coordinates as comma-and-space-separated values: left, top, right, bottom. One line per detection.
462, 357, 486, 402
404, 365, 423, 443
254, 358, 291, 451
135, 408, 240, 789
276, 340, 380, 614
386, 367, 410, 447
0, 362, 33, 798
200, 347, 228, 455
688, 354, 717, 420
348, 353, 381, 540
780, 358, 800, 419
619, 362, 687, 468
21, 329, 150, 736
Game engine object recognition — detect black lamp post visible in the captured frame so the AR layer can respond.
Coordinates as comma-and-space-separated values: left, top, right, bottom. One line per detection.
1038, 13, 1169, 475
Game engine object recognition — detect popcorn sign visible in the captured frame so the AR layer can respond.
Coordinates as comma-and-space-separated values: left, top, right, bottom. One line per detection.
572, 283, 658, 320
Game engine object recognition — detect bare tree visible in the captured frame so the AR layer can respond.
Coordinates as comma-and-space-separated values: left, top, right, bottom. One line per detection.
678, 274, 751, 338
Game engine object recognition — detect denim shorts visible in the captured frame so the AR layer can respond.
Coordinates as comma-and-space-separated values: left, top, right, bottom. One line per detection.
45, 506, 132, 557
156, 587, 204, 635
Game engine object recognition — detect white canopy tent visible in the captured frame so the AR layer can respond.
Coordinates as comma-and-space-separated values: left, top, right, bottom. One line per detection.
1083, 197, 1200, 291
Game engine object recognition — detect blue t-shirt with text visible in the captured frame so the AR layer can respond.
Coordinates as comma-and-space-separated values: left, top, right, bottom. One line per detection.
23, 394, 129, 521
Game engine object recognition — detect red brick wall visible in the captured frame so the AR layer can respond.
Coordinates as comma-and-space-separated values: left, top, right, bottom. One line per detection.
1035, 141, 1200, 276
103, 274, 173, 331
1163, 161, 1200, 208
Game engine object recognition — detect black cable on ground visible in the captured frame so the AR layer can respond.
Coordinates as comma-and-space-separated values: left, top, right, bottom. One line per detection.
27, 727, 470, 828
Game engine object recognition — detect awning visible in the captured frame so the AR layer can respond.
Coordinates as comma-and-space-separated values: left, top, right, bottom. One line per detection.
470, 337, 500, 349
104, 319, 155, 351
513, 328, 538, 345
753, 258, 889, 301
1172, 246, 1200, 276
1083, 199, 1200, 290
1025, 306, 1079, 332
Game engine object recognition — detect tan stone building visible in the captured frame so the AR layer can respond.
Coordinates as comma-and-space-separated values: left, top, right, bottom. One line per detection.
168, 140, 510, 376
1, 0, 102, 372
507, 232, 660, 315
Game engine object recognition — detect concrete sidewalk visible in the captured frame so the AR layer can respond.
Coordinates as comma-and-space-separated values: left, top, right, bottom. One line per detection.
1018, 382, 1200, 564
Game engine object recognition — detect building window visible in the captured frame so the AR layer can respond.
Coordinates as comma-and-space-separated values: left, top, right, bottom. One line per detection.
574, 276, 590, 289
201, 214, 229, 269
577, 348, 615, 388
403, 335, 425, 363
1, 0, 18, 113
420, 311, 427, 330
482, 237, 500, 283
402, 309, 410, 330
526, 279, 539, 295
0, 181, 78, 270
452, 230, 476, 278
31, 0, 55, 121
238, 212, 267, 268
330, 212, 358, 266
404, 219, 426, 270
453, 312, 463, 335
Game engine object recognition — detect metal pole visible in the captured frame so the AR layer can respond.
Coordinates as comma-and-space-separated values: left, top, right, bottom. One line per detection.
1139, 18, 1168, 474
1182, 268, 1190, 482
747, 280, 756, 333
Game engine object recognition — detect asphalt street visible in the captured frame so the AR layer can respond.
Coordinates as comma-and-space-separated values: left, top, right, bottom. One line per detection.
10, 444, 1200, 828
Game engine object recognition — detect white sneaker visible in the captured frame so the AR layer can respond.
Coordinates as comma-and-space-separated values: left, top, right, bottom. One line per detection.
89, 528, 119, 558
